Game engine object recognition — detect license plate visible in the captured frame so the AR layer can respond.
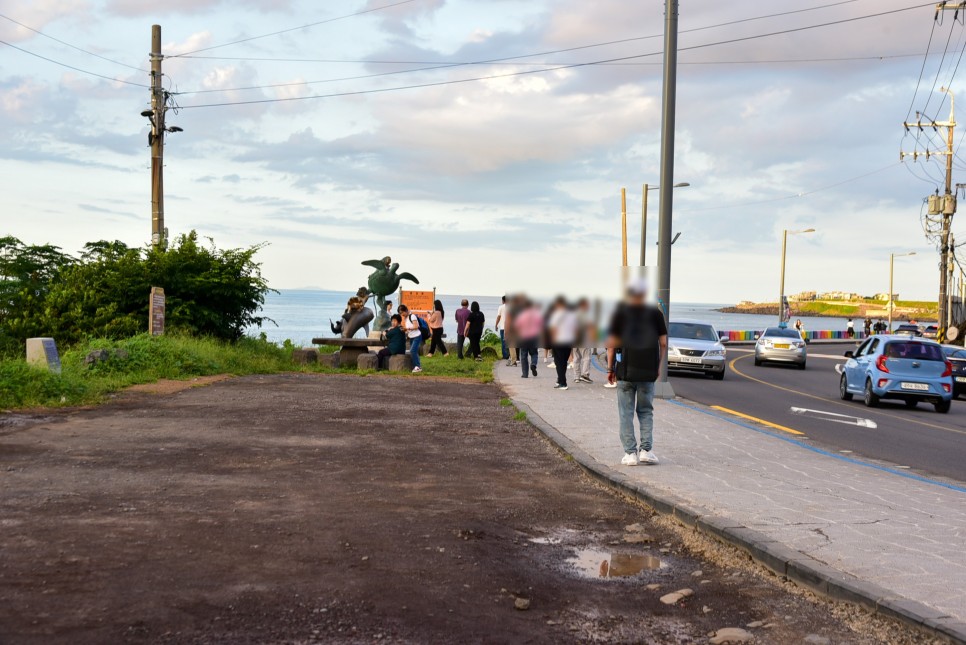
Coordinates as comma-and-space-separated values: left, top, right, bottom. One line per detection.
774, 344, 790, 349
956, 377, 966, 383
901, 382, 929, 391
680, 357, 702, 364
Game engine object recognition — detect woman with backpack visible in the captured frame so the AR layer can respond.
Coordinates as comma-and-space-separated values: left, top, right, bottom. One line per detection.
467, 301, 485, 361
398, 304, 425, 373
426, 300, 449, 357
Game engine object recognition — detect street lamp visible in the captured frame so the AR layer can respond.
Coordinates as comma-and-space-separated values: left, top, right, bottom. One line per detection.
778, 228, 816, 328
641, 182, 689, 266
889, 251, 917, 332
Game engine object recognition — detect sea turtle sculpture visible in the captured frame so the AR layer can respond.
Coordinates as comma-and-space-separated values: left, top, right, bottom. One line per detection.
362, 256, 419, 332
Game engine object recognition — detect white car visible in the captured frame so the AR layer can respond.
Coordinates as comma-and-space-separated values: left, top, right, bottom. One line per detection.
667, 319, 727, 380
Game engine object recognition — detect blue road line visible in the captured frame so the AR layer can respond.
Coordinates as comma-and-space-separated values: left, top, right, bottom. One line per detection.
670, 399, 966, 496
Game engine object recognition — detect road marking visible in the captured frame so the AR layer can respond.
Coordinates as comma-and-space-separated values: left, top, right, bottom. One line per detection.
710, 405, 805, 435
790, 407, 878, 428
729, 348, 848, 360
727, 354, 966, 437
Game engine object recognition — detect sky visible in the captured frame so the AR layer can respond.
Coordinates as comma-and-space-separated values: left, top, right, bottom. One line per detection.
2, 0, 964, 304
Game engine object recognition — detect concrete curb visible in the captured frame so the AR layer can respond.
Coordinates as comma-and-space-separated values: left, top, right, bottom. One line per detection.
506, 395, 966, 645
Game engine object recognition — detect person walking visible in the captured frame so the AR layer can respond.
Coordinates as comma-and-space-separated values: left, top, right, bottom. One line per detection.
606, 278, 667, 466
514, 300, 543, 378
846, 318, 855, 339
426, 299, 448, 357
495, 295, 510, 364
377, 314, 406, 369
571, 298, 595, 383
398, 304, 424, 373
864, 317, 872, 337
466, 301, 485, 361
548, 297, 578, 390
454, 299, 471, 359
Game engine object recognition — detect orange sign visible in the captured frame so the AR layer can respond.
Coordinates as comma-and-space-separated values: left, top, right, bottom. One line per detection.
400, 289, 434, 315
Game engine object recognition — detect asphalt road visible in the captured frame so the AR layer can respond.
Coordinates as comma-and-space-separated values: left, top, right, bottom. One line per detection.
669, 345, 966, 484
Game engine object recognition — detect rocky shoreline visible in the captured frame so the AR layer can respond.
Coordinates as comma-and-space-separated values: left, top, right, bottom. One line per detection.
715, 304, 917, 321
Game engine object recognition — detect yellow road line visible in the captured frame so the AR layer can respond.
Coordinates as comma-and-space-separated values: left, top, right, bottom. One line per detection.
727, 354, 966, 436
710, 405, 805, 436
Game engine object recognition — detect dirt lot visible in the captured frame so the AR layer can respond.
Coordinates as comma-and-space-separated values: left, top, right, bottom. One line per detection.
0, 373, 931, 644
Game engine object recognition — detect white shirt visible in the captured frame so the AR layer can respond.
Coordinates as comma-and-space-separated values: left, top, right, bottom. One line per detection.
548, 308, 579, 344
405, 313, 421, 339
496, 303, 506, 330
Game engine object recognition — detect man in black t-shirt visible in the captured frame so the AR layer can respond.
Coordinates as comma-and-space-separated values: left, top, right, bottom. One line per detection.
606, 278, 668, 467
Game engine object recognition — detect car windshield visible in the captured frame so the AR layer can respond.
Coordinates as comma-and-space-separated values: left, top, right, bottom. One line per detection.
763, 328, 801, 339
883, 341, 944, 361
943, 346, 966, 359
669, 323, 717, 341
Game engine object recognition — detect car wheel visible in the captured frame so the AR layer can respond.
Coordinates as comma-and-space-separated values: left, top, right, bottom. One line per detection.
863, 379, 879, 408
839, 374, 853, 401
711, 370, 725, 381
798, 361, 807, 370
754, 358, 762, 367
905, 399, 918, 409
935, 399, 952, 414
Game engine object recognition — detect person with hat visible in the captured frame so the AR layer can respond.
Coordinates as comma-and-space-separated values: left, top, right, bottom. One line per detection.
606, 278, 668, 466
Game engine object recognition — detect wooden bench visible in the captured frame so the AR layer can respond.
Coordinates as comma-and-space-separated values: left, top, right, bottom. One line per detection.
312, 337, 386, 365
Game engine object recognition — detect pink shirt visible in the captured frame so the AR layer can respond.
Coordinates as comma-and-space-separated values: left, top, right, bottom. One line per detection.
514, 308, 543, 339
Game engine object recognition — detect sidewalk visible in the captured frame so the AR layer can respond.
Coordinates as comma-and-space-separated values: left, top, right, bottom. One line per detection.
495, 362, 966, 642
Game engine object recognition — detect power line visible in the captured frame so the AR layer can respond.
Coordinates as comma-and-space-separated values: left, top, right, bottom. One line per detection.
0, 37, 148, 87
921, 14, 959, 118
169, 0, 419, 58
0, 12, 147, 72
905, 14, 937, 121
177, 1, 935, 108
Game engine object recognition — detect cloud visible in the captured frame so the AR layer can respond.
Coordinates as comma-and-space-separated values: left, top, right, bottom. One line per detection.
106, 0, 292, 17
0, 0, 89, 43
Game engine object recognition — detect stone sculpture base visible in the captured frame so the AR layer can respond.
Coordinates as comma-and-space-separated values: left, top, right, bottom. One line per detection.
388, 355, 413, 372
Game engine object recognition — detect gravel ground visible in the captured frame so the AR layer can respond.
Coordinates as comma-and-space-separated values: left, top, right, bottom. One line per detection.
0, 373, 938, 644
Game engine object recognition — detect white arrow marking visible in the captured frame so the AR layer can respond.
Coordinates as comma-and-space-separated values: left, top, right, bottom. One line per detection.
790, 407, 878, 429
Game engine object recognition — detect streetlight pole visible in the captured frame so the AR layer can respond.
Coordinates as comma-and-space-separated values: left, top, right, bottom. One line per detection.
889, 251, 917, 332
778, 228, 815, 328
641, 182, 689, 266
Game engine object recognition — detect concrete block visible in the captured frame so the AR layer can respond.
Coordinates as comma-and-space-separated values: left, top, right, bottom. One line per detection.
292, 348, 319, 365
388, 354, 413, 372
357, 353, 378, 371
26, 337, 61, 373
319, 353, 341, 369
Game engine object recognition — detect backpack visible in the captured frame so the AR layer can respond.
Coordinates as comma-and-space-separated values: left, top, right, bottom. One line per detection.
414, 315, 431, 341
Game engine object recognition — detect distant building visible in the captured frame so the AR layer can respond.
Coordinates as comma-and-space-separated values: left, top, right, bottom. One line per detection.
818, 291, 860, 301
792, 291, 817, 302
874, 293, 899, 302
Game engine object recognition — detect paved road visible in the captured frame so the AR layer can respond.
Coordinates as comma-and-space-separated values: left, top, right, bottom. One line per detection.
669, 347, 966, 483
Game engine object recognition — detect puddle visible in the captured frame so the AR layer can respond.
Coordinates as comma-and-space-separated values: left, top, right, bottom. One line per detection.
567, 548, 663, 579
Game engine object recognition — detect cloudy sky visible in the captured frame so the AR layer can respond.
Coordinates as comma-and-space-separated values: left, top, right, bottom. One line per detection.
2, 0, 963, 304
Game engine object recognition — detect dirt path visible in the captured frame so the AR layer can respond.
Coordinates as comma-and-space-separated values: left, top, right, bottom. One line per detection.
0, 374, 928, 644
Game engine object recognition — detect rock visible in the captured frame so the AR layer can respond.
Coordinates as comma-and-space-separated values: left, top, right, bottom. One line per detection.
659, 548, 671, 554
514, 597, 530, 611
700, 580, 712, 585
292, 348, 319, 365
481, 346, 499, 359
83, 349, 111, 367
388, 354, 413, 372
623, 533, 652, 544
624, 523, 648, 533
356, 353, 378, 371
645, 583, 661, 591
703, 605, 712, 614
318, 353, 341, 369
709, 627, 754, 644
746, 621, 764, 628
804, 636, 830, 645
659, 589, 692, 605
691, 570, 704, 578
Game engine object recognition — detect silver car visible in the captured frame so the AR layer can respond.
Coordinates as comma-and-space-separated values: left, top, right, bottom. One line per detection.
754, 326, 807, 369
667, 319, 727, 380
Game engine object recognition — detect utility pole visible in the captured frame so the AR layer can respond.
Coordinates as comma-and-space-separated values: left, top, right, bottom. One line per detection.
641, 184, 650, 266
149, 25, 165, 247
655, 0, 679, 399
621, 187, 628, 267
902, 86, 956, 338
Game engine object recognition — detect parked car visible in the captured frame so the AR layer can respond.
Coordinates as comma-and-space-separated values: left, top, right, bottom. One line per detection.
667, 319, 727, 380
922, 325, 939, 339
754, 327, 807, 369
840, 336, 953, 413
941, 344, 966, 398
893, 323, 922, 337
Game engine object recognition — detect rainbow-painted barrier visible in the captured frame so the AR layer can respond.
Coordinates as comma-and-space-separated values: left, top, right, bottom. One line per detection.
719, 330, 865, 342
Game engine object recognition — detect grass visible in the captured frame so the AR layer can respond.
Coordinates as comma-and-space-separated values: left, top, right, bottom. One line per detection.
513, 410, 527, 421
500, 398, 513, 407
307, 351, 496, 383
795, 302, 861, 316
0, 334, 294, 409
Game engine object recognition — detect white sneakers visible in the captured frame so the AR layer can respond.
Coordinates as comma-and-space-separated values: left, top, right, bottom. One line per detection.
603, 382, 617, 389
412, 366, 423, 373
639, 450, 659, 465
622, 450, 659, 466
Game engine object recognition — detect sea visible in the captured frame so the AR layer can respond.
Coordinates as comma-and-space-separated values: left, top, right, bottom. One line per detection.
249, 290, 854, 346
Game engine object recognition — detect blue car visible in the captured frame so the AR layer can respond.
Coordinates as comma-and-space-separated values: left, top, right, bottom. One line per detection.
840, 335, 953, 413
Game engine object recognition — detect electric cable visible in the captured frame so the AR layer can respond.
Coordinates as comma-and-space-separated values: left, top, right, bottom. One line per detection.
0, 37, 149, 87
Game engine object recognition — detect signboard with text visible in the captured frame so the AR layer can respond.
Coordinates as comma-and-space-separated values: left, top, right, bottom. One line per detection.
399, 289, 434, 318
149, 287, 165, 335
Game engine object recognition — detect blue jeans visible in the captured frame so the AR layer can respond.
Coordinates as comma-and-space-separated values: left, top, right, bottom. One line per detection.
409, 336, 422, 368
617, 381, 655, 454
499, 330, 509, 359
519, 338, 538, 377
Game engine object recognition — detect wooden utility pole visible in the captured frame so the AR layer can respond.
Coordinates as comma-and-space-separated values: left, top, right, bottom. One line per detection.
621, 187, 628, 267
149, 24, 166, 247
